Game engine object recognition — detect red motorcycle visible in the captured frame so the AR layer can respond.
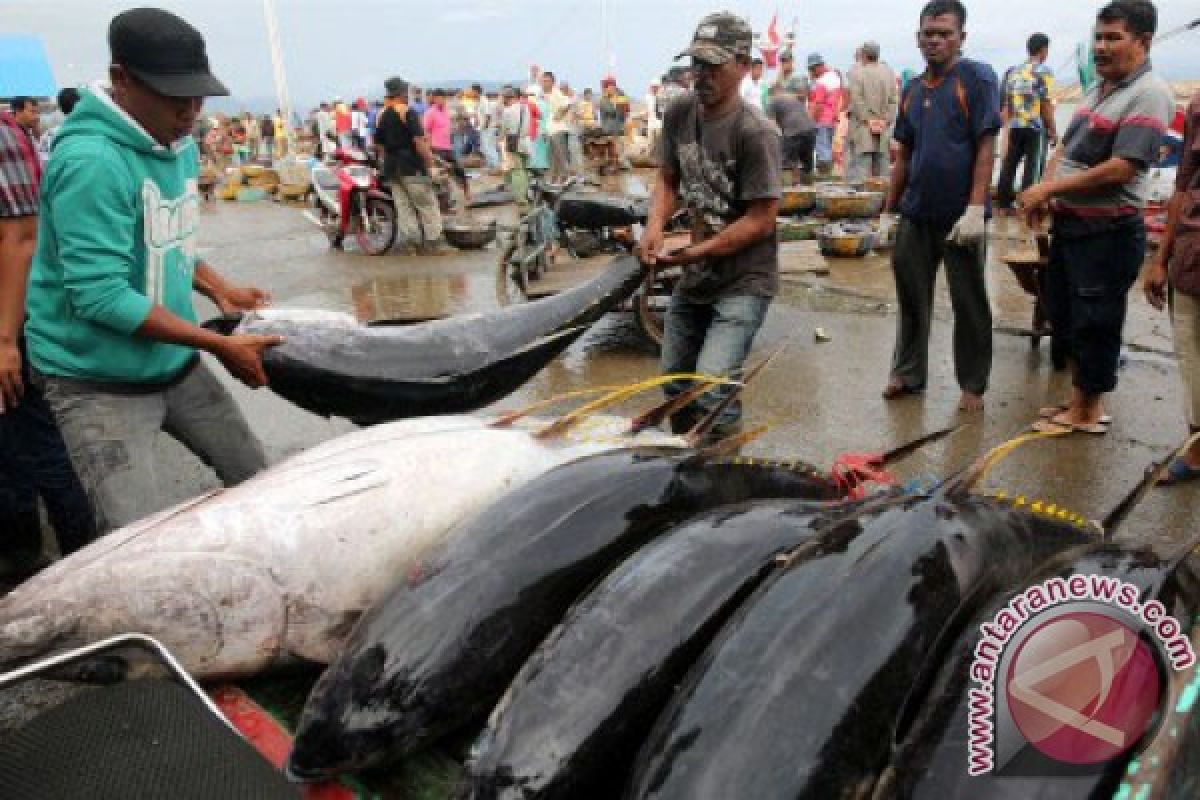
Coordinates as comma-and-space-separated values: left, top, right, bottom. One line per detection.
306, 148, 397, 255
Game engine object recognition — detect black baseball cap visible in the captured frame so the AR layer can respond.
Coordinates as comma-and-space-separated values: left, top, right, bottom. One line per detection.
109, 8, 229, 98
384, 77, 409, 98
678, 12, 753, 65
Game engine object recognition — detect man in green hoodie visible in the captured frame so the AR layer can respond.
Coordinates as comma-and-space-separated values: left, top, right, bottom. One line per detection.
25, 8, 282, 532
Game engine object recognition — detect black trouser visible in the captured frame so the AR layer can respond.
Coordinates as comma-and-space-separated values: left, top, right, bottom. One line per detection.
890, 217, 993, 396
783, 131, 816, 177
0, 336, 96, 562
996, 127, 1046, 210
1046, 218, 1145, 396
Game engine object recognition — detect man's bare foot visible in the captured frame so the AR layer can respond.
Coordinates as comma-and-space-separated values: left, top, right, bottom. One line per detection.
958, 392, 985, 413
882, 378, 923, 400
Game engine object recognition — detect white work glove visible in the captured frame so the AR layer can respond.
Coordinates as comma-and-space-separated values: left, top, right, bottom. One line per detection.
877, 212, 899, 244
946, 205, 987, 248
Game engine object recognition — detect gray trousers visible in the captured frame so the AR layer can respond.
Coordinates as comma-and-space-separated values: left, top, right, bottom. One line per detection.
37, 359, 267, 533
1171, 288, 1200, 429
549, 132, 571, 182
890, 217, 993, 395
389, 176, 443, 245
848, 150, 889, 182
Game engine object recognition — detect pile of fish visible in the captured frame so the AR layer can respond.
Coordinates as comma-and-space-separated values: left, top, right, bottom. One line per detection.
276, 432, 1200, 798
5, 405, 1198, 797
204, 255, 646, 424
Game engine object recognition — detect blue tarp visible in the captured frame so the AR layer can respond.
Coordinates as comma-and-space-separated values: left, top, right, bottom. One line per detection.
0, 35, 57, 99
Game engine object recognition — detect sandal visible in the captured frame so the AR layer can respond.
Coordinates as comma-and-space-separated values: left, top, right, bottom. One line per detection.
1157, 456, 1200, 486
1038, 405, 1113, 425
1032, 417, 1110, 436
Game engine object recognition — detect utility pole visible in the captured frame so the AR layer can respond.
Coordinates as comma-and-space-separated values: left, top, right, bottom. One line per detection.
263, 0, 294, 152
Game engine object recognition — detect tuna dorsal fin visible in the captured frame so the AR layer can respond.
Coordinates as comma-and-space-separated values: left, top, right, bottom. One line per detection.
1102, 431, 1200, 538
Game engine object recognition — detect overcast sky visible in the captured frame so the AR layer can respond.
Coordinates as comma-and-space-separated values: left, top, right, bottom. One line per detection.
7, 0, 1198, 110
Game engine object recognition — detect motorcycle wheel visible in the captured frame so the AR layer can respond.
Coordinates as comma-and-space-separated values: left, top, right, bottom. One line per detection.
356, 196, 398, 256
635, 266, 681, 348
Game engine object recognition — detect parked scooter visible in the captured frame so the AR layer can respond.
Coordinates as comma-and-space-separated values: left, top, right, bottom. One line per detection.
499, 177, 686, 346
305, 148, 397, 255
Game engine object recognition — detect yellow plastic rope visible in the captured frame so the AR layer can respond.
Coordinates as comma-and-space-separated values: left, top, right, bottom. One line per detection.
532, 374, 737, 439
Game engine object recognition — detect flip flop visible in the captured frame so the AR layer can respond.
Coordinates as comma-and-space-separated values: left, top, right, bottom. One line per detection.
1032, 417, 1110, 436
1157, 456, 1200, 486
1038, 405, 1113, 425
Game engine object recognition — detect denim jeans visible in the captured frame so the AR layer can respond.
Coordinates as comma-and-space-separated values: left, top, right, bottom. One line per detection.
37, 359, 268, 533
0, 337, 96, 560
1046, 219, 1145, 396
815, 125, 835, 167
660, 291, 771, 431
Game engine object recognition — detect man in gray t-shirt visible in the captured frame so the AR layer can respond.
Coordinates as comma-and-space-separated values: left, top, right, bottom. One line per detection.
768, 84, 816, 178
638, 11, 782, 439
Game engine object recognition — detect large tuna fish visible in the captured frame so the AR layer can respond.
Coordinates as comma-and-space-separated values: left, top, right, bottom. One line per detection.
627, 489, 1097, 800
208, 255, 645, 424
0, 414, 682, 680
878, 544, 1200, 800
287, 450, 845, 780
466, 495, 893, 800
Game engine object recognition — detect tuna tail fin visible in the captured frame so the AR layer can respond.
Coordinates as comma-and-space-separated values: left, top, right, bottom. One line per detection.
1103, 431, 1200, 539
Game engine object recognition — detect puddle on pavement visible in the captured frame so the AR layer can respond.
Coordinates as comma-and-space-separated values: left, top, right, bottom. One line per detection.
351, 273, 476, 322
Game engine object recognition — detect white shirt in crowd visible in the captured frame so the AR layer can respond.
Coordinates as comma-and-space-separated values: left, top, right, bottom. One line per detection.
740, 75, 767, 111
644, 91, 663, 133
545, 89, 572, 136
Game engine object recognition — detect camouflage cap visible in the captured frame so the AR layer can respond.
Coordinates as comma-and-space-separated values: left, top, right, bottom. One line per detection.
678, 11, 753, 65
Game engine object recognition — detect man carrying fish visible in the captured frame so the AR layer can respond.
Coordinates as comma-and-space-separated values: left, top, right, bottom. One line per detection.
23, 8, 282, 532
638, 11, 782, 440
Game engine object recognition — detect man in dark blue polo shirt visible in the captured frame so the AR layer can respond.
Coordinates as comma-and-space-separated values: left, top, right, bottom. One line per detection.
880, 0, 1001, 413
1020, 0, 1171, 435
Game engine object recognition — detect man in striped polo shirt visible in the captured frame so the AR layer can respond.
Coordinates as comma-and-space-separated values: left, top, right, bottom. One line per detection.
0, 99, 96, 572
1019, 0, 1172, 435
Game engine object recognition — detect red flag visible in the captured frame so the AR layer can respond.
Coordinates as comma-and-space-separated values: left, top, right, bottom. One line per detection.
761, 12, 781, 67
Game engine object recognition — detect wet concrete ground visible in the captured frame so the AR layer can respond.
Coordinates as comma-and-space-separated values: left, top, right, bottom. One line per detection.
2, 185, 1197, 764
186, 192, 1198, 553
